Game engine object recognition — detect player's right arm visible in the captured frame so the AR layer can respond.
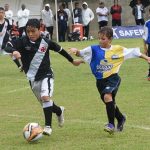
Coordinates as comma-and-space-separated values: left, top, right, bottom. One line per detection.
5, 40, 21, 59
69, 46, 92, 64
143, 39, 148, 55
143, 24, 148, 55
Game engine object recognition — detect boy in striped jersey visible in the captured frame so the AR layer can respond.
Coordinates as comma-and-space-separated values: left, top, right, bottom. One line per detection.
69, 26, 150, 134
5, 18, 84, 136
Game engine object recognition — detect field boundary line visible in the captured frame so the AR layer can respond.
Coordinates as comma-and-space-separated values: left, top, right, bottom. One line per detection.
5, 115, 150, 131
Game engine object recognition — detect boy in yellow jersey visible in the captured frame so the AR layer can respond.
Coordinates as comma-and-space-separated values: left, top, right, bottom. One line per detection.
69, 26, 150, 134
143, 8, 150, 80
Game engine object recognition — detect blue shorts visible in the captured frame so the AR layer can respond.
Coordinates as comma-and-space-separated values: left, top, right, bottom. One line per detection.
96, 74, 121, 101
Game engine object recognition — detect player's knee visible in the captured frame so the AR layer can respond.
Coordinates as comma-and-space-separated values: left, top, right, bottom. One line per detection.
104, 94, 112, 103
41, 96, 50, 102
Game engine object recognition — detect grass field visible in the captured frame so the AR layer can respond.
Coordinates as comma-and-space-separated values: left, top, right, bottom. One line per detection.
0, 38, 150, 150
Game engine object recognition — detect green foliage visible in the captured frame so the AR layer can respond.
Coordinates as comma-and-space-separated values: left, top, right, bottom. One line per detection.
0, 39, 150, 150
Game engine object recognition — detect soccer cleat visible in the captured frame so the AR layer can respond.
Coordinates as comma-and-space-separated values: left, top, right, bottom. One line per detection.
43, 126, 52, 136
104, 123, 115, 134
147, 76, 150, 81
117, 115, 126, 131
57, 106, 65, 127
19, 66, 23, 72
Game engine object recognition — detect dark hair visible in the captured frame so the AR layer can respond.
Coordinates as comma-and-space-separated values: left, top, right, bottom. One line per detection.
75, 2, 79, 5
99, 2, 104, 5
0, 7, 4, 11
26, 18, 40, 29
98, 26, 113, 39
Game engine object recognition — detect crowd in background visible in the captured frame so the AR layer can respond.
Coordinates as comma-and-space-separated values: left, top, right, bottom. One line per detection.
0, 0, 148, 47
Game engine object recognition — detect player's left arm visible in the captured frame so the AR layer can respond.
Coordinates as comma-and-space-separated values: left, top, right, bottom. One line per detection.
58, 48, 84, 66
49, 41, 84, 66
139, 53, 150, 63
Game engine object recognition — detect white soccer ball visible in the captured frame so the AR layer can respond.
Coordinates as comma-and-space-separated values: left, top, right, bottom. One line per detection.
23, 122, 43, 142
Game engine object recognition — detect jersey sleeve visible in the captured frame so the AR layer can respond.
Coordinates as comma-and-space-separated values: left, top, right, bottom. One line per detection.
79, 46, 92, 64
48, 40, 62, 52
5, 38, 23, 53
143, 24, 148, 42
123, 47, 142, 60
48, 40, 73, 62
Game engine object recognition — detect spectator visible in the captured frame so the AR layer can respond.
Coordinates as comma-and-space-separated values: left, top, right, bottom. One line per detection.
132, 0, 145, 25
17, 4, 30, 37
82, 2, 94, 40
55, 5, 68, 42
110, 0, 122, 26
4, 3, 13, 29
62, 2, 71, 41
73, 2, 82, 24
96, 2, 109, 30
39, 19, 49, 39
41, 3, 54, 40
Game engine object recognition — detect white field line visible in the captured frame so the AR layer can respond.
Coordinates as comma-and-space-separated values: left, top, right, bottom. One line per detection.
0, 77, 26, 81
4, 115, 150, 131
6, 86, 29, 93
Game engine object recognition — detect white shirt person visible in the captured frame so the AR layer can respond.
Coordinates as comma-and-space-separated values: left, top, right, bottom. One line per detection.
4, 4, 13, 26
17, 4, 30, 37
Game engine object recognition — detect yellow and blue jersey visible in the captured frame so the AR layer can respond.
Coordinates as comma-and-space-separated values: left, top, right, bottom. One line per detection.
143, 19, 150, 44
79, 45, 141, 79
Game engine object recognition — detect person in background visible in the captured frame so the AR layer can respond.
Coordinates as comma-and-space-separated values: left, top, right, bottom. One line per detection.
55, 5, 68, 42
62, 2, 71, 41
110, 0, 122, 26
143, 8, 150, 80
96, 2, 109, 30
5, 18, 84, 136
69, 26, 150, 135
41, 4, 54, 40
82, 2, 94, 40
0, 7, 22, 71
39, 18, 49, 39
17, 4, 30, 37
132, 0, 145, 25
73, 2, 82, 24
4, 3, 13, 29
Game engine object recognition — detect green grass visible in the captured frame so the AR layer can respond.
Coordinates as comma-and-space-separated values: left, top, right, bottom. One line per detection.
0, 38, 150, 150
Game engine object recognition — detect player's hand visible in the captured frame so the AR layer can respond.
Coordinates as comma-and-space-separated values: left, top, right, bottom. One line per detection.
69, 48, 78, 55
12, 51, 21, 59
144, 49, 148, 56
147, 57, 150, 64
72, 59, 85, 66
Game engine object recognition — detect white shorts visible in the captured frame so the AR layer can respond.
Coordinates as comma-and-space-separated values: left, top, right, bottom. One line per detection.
30, 77, 54, 103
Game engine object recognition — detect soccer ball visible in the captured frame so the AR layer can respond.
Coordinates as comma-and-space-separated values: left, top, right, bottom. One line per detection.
23, 122, 43, 142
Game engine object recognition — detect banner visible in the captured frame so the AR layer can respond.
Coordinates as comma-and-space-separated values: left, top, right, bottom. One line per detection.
112, 26, 144, 39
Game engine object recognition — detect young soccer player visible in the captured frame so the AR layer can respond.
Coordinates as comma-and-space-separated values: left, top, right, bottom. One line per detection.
5, 18, 84, 136
0, 7, 22, 70
143, 8, 150, 80
69, 26, 150, 134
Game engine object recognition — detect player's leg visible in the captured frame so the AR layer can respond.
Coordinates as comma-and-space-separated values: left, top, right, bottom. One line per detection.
40, 77, 65, 134
96, 78, 115, 134
11, 55, 22, 71
114, 104, 126, 131
99, 74, 122, 134
29, 79, 53, 135
147, 45, 150, 80
112, 78, 126, 131
103, 93, 115, 134
44, 77, 65, 127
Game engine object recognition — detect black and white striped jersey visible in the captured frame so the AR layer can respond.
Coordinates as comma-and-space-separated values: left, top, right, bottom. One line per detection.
6, 36, 73, 81
0, 19, 10, 50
